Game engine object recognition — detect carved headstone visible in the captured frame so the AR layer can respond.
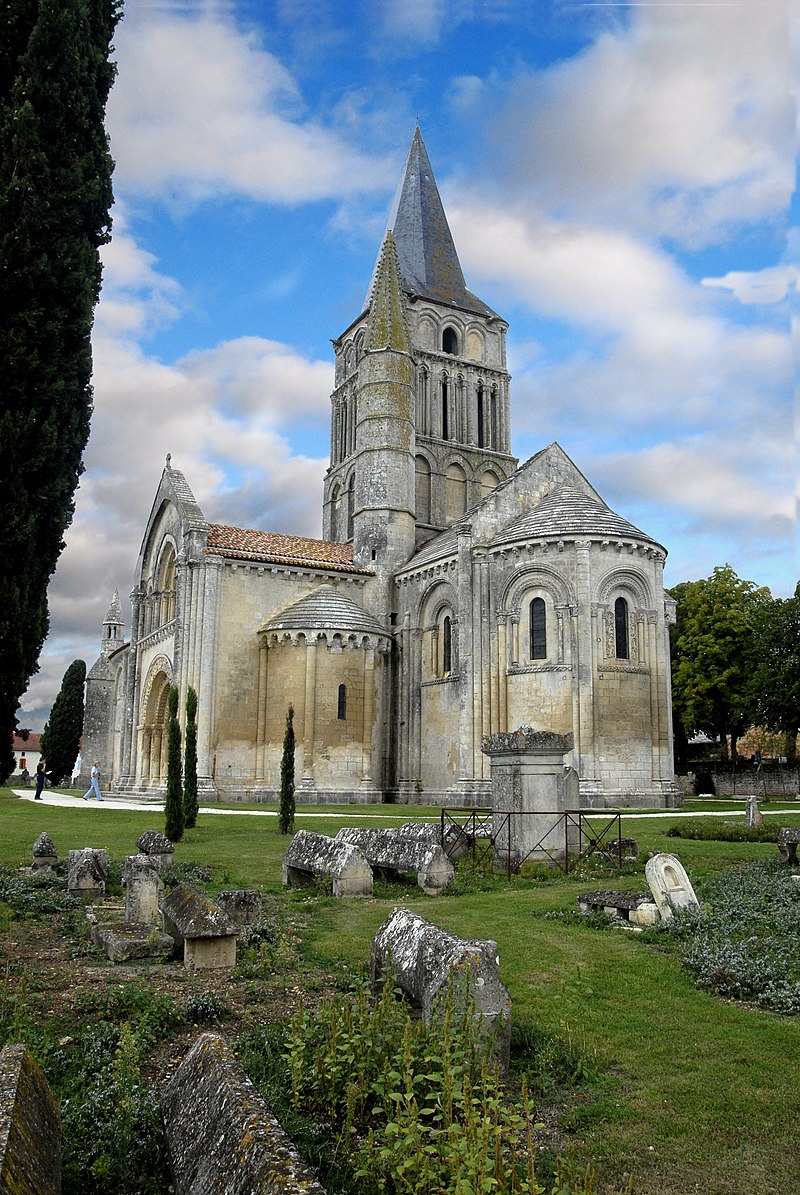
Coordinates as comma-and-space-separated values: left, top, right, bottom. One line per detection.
0, 1043, 60, 1195
644, 853, 699, 921
160, 1033, 326, 1194
31, 832, 57, 874
123, 854, 163, 926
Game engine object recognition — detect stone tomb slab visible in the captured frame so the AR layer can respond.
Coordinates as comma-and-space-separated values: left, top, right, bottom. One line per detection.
161, 884, 238, 970
282, 830, 373, 898
644, 853, 699, 921
0, 1043, 60, 1195
160, 1032, 326, 1195
91, 921, 174, 963
335, 826, 455, 894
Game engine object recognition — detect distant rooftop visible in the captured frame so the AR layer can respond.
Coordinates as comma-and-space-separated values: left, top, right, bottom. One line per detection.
207, 525, 373, 575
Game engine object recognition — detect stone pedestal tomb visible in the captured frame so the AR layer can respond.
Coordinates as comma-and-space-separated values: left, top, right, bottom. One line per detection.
483, 727, 579, 869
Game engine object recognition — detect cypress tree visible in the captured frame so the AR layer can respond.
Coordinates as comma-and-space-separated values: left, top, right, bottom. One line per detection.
39, 658, 85, 784
164, 685, 184, 843
0, 0, 120, 780
183, 686, 199, 829
279, 705, 295, 835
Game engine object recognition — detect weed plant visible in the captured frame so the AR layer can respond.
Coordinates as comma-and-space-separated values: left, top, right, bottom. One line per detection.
239, 972, 618, 1195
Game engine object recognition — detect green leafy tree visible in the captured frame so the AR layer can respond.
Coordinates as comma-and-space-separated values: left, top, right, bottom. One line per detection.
668, 565, 770, 765
279, 705, 295, 835
752, 582, 800, 761
183, 686, 199, 829
164, 686, 184, 843
0, 0, 120, 781
39, 658, 85, 784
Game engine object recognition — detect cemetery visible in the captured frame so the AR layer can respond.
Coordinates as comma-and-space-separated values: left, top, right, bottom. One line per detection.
1, 786, 799, 1195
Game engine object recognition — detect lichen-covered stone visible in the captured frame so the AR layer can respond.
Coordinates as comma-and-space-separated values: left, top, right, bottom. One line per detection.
0, 1043, 60, 1194
161, 885, 238, 970
370, 908, 511, 1063
216, 890, 263, 929
136, 830, 175, 856
645, 853, 699, 921
335, 827, 454, 894
32, 832, 57, 859
123, 854, 163, 926
67, 848, 109, 899
282, 831, 373, 898
92, 922, 174, 963
160, 1032, 327, 1194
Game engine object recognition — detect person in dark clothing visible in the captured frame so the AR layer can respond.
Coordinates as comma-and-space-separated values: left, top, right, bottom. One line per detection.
34, 759, 46, 800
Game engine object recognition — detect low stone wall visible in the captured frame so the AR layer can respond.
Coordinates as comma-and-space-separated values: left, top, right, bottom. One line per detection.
677, 769, 800, 799
160, 1032, 327, 1194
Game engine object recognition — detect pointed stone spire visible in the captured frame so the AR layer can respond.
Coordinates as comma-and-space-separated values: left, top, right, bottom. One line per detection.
101, 589, 124, 655
365, 127, 497, 318
364, 231, 413, 354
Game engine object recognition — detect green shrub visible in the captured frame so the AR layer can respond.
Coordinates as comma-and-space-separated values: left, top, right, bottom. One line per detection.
665, 819, 778, 843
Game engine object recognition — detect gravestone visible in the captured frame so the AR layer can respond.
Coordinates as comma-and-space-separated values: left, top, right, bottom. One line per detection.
644, 853, 699, 921
31, 832, 57, 875
216, 890, 263, 929
0, 1043, 60, 1195
745, 795, 763, 827
160, 1032, 327, 1195
482, 727, 578, 869
335, 827, 455, 894
67, 847, 109, 900
161, 884, 238, 969
136, 830, 175, 874
777, 827, 800, 864
282, 830, 373, 897
123, 854, 163, 926
370, 908, 511, 1063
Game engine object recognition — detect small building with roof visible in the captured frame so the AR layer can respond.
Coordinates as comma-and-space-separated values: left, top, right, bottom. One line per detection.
81, 130, 677, 808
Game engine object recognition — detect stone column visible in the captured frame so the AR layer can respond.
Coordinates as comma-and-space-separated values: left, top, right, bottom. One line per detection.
574, 541, 597, 786
361, 648, 376, 788
455, 524, 474, 783
483, 727, 578, 870
256, 636, 268, 781
121, 587, 144, 785
196, 556, 222, 793
300, 636, 317, 789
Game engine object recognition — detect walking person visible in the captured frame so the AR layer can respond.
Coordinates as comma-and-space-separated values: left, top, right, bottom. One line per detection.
82, 761, 103, 801
34, 758, 46, 800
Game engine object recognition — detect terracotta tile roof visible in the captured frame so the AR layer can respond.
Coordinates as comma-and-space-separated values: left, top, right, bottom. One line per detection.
13, 732, 41, 752
206, 525, 373, 575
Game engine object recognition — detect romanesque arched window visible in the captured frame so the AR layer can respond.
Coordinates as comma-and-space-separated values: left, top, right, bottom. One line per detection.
444, 463, 467, 522
442, 616, 452, 675
477, 382, 485, 448
442, 327, 458, 355
441, 374, 450, 440
337, 684, 346, 720
330, 484, 340, 540
415, 456, 431, 523
615, 597, 629, 659
530, 597, 547, 660
346, 476, 355, 540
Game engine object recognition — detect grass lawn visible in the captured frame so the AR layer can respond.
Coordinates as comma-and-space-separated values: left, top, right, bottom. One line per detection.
2, 786, 800, 1194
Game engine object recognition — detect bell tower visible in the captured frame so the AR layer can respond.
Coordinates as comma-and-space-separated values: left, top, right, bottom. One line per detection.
323, 128, 517, 551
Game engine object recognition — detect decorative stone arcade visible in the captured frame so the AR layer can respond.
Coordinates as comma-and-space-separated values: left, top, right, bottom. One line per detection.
483, 726, 579, 869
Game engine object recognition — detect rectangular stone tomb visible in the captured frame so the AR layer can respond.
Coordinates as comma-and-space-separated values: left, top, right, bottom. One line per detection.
123, 853, 164, 926
0, 1043, 60, 1195
282, 830, 372, 897
399, 821, 473, 861
335, 826, 455, 894
370, 908, 511, 1062
577, 890, 659, 926
161, 1032, 327, 1195
161, 884, 238, 969
215, 890, 263, 929
91, 922, 174, 963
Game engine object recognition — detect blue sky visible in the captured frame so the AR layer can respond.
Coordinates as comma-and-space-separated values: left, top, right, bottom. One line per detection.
21, 0, 796, 728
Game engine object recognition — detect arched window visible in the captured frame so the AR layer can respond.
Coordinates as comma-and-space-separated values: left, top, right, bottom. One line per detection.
477, 383, 484, 449
443, 616, 452, 675
415, 456, 431, 523
337, 684, 346, 720
346, 476, 355, 540
441, 376, 449, 440
442, 327, 458, 355
445, 463, 467, 522
614, 597, 629, 659
330, 484, 340, 540
530, 598, 547, 660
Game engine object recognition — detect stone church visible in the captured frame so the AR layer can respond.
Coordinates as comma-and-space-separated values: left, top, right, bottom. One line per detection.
82, 129, 677, 807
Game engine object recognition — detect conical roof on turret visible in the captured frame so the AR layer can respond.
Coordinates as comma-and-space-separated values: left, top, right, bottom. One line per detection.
102, 589, 123, 627
365, 231, 413, 354
263, 584, 389, 638
365, 128, 498, 319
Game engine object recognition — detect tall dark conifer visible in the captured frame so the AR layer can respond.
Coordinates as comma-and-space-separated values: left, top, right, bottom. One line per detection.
0, 0, 120, 779
279, 706, 295, 835
164, 685, 184, 843
39, 658, 86, 784
183, 686, 199, 829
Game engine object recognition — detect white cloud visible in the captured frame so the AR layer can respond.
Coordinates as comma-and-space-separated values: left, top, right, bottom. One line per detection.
108, 7, 393, 204
488, 3, 794, 246
703, 265, 798, 305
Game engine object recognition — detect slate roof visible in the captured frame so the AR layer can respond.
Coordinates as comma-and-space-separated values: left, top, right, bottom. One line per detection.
264, 584, 389, 637
365, 128, 499, 319
498, 484, 660, 547
207, 525, 373, 575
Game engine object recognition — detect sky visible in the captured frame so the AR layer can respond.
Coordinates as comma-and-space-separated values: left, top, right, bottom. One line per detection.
19, 0, 797, 729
